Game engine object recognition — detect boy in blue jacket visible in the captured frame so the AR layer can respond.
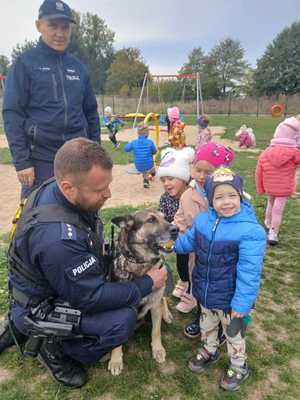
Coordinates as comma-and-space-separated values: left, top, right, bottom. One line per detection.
124, 124, 157, 188
174, 167, 266, 391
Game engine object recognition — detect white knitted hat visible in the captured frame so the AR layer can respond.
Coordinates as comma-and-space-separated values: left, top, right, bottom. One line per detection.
104, 106, 112, 115
157, 147, 194, 182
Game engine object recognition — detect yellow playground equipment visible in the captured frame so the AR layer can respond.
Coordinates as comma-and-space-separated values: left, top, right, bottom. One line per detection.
123, 112, 164, 164
143, 112, 161, 163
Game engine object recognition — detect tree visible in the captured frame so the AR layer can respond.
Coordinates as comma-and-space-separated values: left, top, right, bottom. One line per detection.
179, 47, 221, 100
209, 38, 248, 96
0, 55, 10, 75
254, 22, 300, 96
11, 40, 37, 63
239, 67, 257, 97
105, 48, 148, 95
179, 47, 205, 74
69, 12, 115, 93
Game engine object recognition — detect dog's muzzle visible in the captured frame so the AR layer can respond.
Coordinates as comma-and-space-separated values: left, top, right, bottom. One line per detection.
158, 224, 179, 253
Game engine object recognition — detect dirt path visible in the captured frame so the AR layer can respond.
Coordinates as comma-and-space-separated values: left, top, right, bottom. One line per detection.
0, 126, 260, 234
0, 163, 164, 234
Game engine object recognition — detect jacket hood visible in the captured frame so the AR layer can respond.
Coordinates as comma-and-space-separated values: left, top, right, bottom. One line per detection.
264, 146, 296, 167
208, 200, 258, 224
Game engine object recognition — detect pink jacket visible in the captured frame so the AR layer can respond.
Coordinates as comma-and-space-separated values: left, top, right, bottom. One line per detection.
174, 185, 208, 232
256, 146, 300, 197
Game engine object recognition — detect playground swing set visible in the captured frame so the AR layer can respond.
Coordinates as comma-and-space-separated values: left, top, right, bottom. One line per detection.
116, 72, 205, 167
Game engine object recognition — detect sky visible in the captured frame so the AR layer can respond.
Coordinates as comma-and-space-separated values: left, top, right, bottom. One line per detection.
1, 0, 300, 74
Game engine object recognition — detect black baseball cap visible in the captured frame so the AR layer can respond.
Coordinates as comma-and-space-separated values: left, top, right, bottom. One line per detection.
38, 0, 76, 23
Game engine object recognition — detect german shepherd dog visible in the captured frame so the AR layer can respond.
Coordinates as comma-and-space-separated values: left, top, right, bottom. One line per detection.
108, 210, 178, 375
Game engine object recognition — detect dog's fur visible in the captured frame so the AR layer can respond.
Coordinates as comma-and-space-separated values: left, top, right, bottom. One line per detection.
108, 210, 177, 375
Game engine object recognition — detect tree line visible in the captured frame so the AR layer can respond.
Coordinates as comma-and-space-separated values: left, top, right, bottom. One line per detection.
0, 9, 299, 101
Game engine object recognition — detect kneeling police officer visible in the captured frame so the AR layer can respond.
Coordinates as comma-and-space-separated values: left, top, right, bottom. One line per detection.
1, 138, 167, 388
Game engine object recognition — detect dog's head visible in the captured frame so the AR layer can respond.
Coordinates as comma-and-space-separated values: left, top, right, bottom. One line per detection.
112, 210, 178, 263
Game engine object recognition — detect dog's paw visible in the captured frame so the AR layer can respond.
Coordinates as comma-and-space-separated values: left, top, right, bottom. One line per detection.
108, 359, 124, 376
152, 346, 166, 364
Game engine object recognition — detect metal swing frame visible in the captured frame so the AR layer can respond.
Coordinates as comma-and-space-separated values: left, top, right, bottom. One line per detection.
133, 72, 204, 128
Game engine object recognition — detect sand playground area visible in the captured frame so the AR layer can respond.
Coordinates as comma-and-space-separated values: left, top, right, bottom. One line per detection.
0, 125, 260, 234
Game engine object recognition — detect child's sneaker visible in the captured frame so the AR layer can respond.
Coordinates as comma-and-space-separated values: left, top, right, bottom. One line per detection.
143, 179, 150, 189
268, 228, 278, 245
220, 364, 250, 391
188, 347, 220, 373
172, 280, 188, 299
176, 292, 197, 313
184, 320, 201, 339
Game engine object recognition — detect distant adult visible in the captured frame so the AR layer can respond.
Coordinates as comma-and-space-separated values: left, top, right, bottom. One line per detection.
3, 0, 100, 197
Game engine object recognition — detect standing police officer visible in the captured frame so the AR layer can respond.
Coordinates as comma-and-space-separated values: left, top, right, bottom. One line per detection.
2, 0, 100, 197
5, 138, 167, 388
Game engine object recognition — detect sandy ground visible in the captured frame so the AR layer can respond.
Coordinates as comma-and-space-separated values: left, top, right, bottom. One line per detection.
0, 126, 260, 234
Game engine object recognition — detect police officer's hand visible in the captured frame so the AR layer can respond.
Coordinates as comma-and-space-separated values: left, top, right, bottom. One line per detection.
146, 266, 167, 290
17, 167, 35, 187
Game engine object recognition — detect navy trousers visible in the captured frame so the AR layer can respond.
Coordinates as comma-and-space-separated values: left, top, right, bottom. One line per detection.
21, 160, 54, 198
63, 307, 137, 364
12, 303, 137, 365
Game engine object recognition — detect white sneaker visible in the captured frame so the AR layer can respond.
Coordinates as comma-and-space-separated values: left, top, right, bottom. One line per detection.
268, 228, 278, 245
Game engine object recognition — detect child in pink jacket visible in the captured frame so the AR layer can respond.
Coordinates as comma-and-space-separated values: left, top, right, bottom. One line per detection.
256, 116, 300, 244
173, 142, 235, 320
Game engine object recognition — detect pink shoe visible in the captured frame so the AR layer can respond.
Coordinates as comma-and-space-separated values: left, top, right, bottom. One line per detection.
176, 292, 197, 313
172, 280, 189, 299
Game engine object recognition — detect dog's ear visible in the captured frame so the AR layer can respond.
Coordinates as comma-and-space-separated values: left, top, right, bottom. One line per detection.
111, 215, 135, 229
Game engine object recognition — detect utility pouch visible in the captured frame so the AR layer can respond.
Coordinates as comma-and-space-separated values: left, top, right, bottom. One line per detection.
23, 300, 82, 357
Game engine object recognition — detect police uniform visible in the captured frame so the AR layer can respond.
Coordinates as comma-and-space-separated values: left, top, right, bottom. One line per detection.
3, 2, 100, 197
9, 179, 153, 364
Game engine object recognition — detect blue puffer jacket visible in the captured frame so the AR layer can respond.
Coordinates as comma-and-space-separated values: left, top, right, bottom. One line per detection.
124, 135, 157, 172
174, 201, 266, 314
3, 39, 100, 171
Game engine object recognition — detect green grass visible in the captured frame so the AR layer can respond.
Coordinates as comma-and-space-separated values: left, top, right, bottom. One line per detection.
0, 116, 300, 399
0, 148, 12, 164
0, 142, 132, 166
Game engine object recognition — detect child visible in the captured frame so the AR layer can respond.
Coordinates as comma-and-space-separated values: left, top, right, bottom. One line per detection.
167, 107, 186, 148
174, 167, 266, 391
174, 143, 235, 317
124, 124, 157, 188
235, 125, 256, 148
256, 116, 300, 244
196, 114, 212, 147
157, 147, 195, 299
103, 106, 124, 148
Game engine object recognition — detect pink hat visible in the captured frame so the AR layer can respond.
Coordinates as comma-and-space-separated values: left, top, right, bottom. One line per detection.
195, 142, 235, 167
167, 106, 180, 121
271, 117, 300, 147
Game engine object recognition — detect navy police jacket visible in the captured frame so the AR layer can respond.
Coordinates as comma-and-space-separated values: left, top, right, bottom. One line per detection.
3, 38, 100, 171
10, 180, 153, 333
174, 202, 266, 315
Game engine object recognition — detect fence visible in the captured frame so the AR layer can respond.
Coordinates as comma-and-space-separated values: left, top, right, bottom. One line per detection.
97, 94, 300, 116
1, 94, 299, 121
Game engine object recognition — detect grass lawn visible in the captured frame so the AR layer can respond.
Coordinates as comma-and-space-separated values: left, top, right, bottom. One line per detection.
0, 141, 133, 166
0, 116, 299, 399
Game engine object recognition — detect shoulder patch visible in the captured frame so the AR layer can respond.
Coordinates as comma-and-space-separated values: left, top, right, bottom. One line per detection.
61, 223, 77, 241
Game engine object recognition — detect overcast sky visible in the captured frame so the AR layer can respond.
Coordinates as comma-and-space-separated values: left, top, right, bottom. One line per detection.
1, 0, 300, 73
